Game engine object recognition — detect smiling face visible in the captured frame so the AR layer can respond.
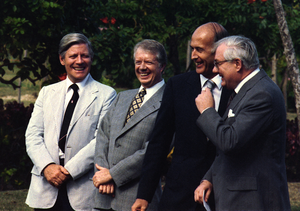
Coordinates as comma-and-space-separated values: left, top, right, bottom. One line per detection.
213, 44, 240, 90
59, 43, 92, 83
134, 48, 164, 88
190, 25, 216, 79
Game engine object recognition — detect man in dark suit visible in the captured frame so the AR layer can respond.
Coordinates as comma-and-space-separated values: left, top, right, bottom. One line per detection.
92, 39, 166, 211
132, 22, 231, 211
194, 35, 291, 210
25, 33, 116, 210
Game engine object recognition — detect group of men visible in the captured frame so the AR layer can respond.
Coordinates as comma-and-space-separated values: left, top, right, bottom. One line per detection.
25, 22, 291, 211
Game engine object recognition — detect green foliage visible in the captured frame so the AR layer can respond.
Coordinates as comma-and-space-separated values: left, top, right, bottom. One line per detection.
286, 118, 300, 182
0, 100, 33, 190
0, 0, 103, 88
1, 0, 300, 89
100, 75, 116, 87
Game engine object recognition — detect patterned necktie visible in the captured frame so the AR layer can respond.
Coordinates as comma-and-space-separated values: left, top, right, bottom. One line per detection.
125, 88, 147, 124
59, 84, 79, 153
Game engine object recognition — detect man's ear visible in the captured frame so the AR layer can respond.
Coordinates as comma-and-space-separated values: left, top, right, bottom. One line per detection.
59, 55, 65, 66
160, 64, 166, 74
234, 59, 242, 72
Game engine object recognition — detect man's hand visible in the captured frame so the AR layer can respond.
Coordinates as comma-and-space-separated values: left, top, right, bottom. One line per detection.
194, 180, 213, 204
43, 164, 70, 188
131, 199, 149, 211
195, 88, 214, 114
93, 163, 113, 188
98, 181, 115, 196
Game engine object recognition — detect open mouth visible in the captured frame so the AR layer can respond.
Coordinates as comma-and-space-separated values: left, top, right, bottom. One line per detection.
195, 61, 204, 67
73, 67, 85, 71
140, 72, 150, 77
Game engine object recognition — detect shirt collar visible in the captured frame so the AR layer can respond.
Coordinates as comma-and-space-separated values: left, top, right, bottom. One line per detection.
66, 73, 90, 92
235, 68, 260, 93
139, 79, 165, 95
200, 74, 222, 90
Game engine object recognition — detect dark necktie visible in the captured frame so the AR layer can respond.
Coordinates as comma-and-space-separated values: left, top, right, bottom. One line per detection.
125, 88, 146, 124
59, 84, 79, 153
227, 91, 236, 108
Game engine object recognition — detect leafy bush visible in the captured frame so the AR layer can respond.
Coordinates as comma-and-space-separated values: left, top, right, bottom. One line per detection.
0, 100, 33, 190
286, 118, 300, 182
0, 98, 299, 190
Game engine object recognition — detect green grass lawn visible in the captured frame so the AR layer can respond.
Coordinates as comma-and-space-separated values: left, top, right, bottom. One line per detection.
0, 190, 32, 211
0, 184, 299, 210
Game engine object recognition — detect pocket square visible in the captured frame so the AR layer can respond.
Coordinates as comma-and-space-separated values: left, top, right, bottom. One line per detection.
228, 109, 235, 118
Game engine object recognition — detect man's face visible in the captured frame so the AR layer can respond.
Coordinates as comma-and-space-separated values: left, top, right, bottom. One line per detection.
134, 48, 164, 88
59, 43, 92, 83
213, 44, 238, 90
190, 27, 216, 79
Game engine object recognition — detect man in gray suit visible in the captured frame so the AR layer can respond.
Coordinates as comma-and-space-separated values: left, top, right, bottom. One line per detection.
25, 33, 116, 210
92, 39, 166, 211
194, 36, 291, 210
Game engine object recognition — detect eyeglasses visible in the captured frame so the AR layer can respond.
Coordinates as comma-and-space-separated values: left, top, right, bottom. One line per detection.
214, 60, 233, 70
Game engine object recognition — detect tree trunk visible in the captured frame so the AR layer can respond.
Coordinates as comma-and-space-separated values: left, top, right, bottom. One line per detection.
283, 69, 288, 112
273, 0, 300, 133
271, 54, 277, 84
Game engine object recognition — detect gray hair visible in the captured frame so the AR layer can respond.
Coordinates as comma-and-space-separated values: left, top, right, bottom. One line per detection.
59, 33, 94, 59
133, 39, 167, 68
213, 35, 259, 70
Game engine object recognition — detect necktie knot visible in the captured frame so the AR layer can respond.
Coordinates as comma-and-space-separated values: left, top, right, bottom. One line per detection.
139, 88, 147, 98
205, 80, 216, 90
70, 84, 79, 92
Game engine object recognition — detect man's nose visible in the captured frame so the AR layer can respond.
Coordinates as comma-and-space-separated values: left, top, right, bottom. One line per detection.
140, 61, 146, 69
212, 66, 219, 74
191, 49, 197, 60
76, 56, 83, 63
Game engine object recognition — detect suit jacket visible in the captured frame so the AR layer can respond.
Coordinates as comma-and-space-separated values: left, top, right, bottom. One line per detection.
94, 85, 165, 211
137, 71, 232, 211
25, 75, 116, 210
197, 70, 291, 210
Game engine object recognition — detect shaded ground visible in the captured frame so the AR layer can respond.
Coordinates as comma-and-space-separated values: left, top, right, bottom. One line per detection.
289, 182, 300, 209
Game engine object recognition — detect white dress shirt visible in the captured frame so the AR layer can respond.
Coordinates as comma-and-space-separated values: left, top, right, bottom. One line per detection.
200, 74, 222, 111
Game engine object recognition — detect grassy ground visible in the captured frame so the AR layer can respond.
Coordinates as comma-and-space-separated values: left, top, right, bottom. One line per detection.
0, 184, 299, 210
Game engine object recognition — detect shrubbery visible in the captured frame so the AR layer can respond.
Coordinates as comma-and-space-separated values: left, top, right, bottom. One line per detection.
0, 100, 33, 190
0, 100, 299, 190
286, 118, 300, 182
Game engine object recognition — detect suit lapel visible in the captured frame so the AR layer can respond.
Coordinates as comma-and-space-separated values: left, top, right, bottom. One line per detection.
119, 85, 165, 136
68, 76, 98, 133
114, 89, 138, 134
219, 87, 233, 117
51, 81, 66, 139
223, 70, 267, 120
186, 71, 202, 114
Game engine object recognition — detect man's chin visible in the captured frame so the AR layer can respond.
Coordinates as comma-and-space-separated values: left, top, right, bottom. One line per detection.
195, 68, 205, 74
